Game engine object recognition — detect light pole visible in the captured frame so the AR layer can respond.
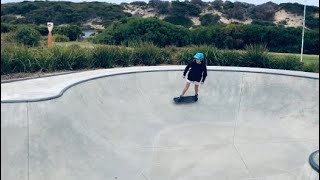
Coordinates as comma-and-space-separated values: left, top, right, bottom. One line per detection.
300, 0, 306, 62
47, 22, 53, 48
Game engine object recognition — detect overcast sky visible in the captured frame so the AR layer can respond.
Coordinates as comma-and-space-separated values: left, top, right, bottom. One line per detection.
1, 0, 319, 6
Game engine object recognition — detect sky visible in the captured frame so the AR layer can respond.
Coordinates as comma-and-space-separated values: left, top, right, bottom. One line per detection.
1, 0, 319, 6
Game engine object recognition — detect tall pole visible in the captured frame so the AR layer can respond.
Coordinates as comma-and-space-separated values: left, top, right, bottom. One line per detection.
300, 0, 306, 62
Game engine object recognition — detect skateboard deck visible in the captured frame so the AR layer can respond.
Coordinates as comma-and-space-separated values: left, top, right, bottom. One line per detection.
173, 95, 197, 103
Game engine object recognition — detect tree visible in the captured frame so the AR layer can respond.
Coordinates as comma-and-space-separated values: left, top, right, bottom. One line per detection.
250, 2, 277, 21
15, 26, 41, 46
199, 14, 220, 26
94, 17, 190, 47
148, 0, 160, 7
190, 0, 203, 6
148, 0, 169, 13
305, 14, 319, 29
158, 1, 170, 14
130, 1, 147, 6
223, 1, 234, 9
55, 25, 83, 41
163, 16, 193, 28
212, 0, 223, 10
171, 1, 201, 17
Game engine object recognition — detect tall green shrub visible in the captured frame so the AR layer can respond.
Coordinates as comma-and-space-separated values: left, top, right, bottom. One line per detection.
1, 45, 41, 74
270, 55, 303, 70
131, 42, 171, 65
242, 44, 271, 68
92, 45, 131, 67
50, 45, 91, 70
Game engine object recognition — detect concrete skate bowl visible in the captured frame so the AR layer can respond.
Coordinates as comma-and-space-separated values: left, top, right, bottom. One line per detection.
1, 66, 319, 180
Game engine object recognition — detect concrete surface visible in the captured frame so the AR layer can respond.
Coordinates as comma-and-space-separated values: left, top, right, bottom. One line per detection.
1, 66, 319, 180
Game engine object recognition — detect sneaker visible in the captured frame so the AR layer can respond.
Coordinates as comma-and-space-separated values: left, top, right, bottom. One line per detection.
177, 95, 183, 102
194, 94, 198, 101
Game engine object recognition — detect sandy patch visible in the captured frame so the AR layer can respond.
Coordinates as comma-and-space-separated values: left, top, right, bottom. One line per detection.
274, 10, 303, 28
191, 17, 201, 26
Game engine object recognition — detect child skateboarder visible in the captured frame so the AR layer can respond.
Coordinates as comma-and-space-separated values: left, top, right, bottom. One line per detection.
178, 52, 207, 101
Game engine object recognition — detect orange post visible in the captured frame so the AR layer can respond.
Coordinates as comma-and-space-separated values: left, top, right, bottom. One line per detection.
48, 31, 52, 48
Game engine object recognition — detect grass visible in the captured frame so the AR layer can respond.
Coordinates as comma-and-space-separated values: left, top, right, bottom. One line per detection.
234, 49, 319, 66
54, 40, 97, 48
270, 52, 319, 65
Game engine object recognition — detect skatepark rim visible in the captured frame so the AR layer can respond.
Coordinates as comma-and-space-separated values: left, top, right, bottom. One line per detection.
1, 66, 319, 104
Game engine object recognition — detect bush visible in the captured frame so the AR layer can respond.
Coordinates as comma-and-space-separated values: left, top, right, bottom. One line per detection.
251, 20, 275, 26
199, 14, 220, 26
149, 0, 170, 14
50, 45, 92, 70
1, 32, 16, 44
131, 42, 171, 65
218, 50, 243, 66
175, 48, 195, 65
170, 1, 201, 17
1, 45, 41, 74
54, 25, 83, 41
92, 33, 114, 44
31, 47, 54, 72
250, 2, 277, 21
129, 1, 147, 6
1, 23, 12, 33
53, 34, 70, 42
175, 45, 244, 66
94, 17, 191, 47
1, 1, 129, 25
270, 55, 303, 70
92, 46, 122, 68
15, 26, 41, 46
163, 16, 193, 28
191, 45, 219, 65
1, 43, 318, 75
302, 62, 319, 73
242, 44, 272, 68
36, 26, 49, 36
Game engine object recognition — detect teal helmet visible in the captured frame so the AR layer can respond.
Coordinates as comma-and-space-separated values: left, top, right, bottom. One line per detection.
194, 52, 204, 60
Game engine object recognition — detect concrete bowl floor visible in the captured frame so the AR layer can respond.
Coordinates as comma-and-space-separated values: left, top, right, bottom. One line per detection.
1, 66, 319, 180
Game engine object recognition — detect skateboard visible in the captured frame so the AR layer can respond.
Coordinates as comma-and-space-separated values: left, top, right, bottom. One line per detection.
173, 95, 198, 103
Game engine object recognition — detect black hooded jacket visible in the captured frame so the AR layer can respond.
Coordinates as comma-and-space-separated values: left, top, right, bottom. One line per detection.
183, 61, 207, 82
